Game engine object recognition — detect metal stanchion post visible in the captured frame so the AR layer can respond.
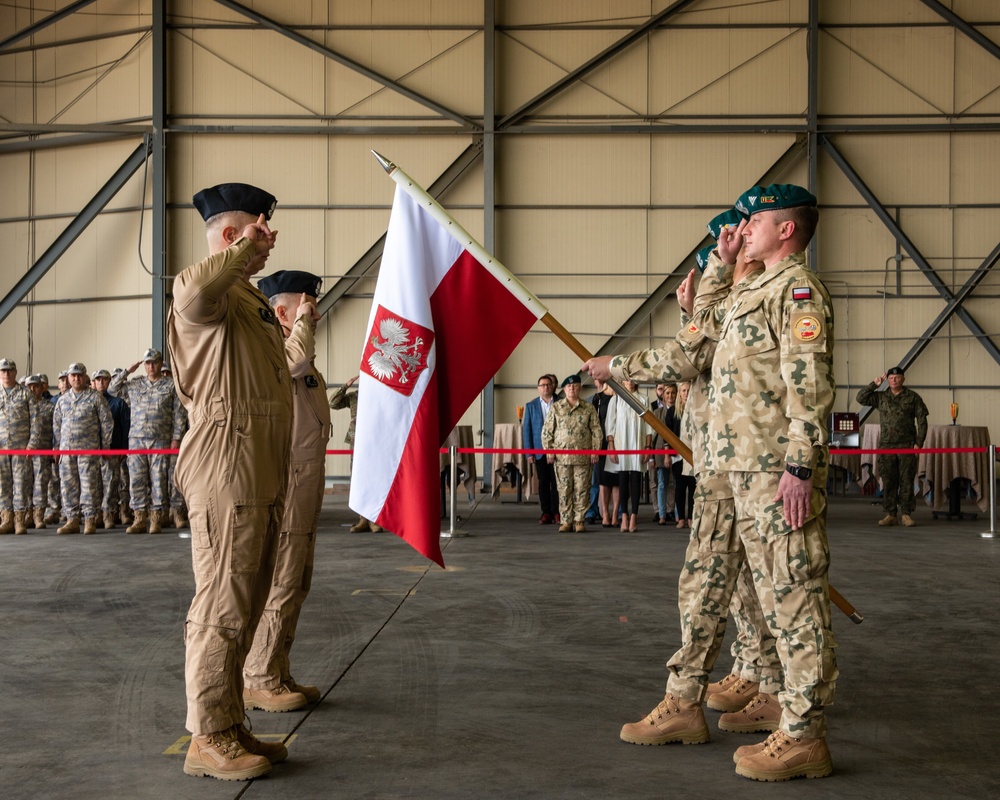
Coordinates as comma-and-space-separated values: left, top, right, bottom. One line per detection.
442, 444, 468, 538
981, 444, 996, 539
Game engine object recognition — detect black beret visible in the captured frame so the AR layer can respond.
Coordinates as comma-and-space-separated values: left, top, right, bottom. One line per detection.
192, 183, 277, 221
258, 270, 322, 299
886, 367, 904, 376
561, 374, 581, 387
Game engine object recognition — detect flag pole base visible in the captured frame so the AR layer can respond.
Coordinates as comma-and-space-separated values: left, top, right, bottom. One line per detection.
441, 529, 470, 539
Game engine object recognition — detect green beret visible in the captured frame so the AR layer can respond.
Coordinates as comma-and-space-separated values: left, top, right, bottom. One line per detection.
695, 244, 715, 273
737, 184, 816, 217
706, 208, 743, 240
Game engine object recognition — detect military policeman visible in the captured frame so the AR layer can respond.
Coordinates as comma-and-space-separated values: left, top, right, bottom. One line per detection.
244, 270, 330, 713
856, 367, 928, 527
0, 359, 38, 534
170, 183, 293, 781
26, 374, 55, 530
541, 374, 602, 532
53, 363, 113, 534
110, 349, 183, 534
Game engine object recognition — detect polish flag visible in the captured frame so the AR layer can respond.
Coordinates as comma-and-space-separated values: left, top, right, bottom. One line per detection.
350, 173, 543, 566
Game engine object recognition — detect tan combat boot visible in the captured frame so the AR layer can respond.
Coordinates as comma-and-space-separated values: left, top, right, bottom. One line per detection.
707, 672, 741, 696
349, 516, 371, 533
57, 516, 81, 534
558, 523, 573, 532
878, 514, 897, 527
44, 509, 60, 524
104, 511, 116, 530
370, 523, 383, 533
901, 514, 917, 527
126, 509, 147, 534
243, 684, 308, 713
83, 516, 97, 535
119, 503, 133, 526
574, 522, 587, 532
183, 725, 272, 781
148, 510, 163, 534
33, 507, 46, 530
173, 509, 189, 529
619, 694, 710, 746
734, 730, 832, 781
13, 511, 28, 535
718, 691, 781, 733
23, 508, 35, 529
0, 510, 14, 534
706, 677, 760, 712
235, 723, 288, 764
284, 679, 321, 704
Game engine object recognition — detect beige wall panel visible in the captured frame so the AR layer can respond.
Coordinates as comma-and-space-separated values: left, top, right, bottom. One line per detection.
328, 0, 480, 26
896, 208, 954, 278
822, 0, 940, 26
647, 207, 713, 274
956, 35, 1000, 115
816, 208, 898, 283
497, 136, 650, 206
951, 133, 1000, 204
683, 0, 803, 25
499, 1, 654, 26
650, 135, 800, 206
954, 210, 1000, 288
50, 34, 150, 126
323, 30, 482, 117
0, 154, 31, 219
650, 28, 805, 117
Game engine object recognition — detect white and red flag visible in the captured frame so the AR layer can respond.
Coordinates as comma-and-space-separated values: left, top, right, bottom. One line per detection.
350, 155, 544, 566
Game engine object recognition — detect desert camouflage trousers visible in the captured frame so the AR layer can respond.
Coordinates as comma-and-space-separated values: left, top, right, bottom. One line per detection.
127, 438, 170, 511
879, 450, 918, 516
100, 455, 124, 512
59, 454, 101, 518
555, 462, 591, 524
0, 453, 32, 511
666, 469, 837, 738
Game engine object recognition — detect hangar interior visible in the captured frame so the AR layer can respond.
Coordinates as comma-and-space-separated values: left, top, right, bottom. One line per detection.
2, 0, 999, 482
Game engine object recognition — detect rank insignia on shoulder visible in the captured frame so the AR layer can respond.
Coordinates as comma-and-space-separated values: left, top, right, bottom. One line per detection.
792, 287, 812, 301
304, 375, 319, 388
258, 307, 276, 324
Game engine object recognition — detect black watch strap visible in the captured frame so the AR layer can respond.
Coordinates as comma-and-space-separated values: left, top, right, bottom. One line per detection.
785, 464, 813, 480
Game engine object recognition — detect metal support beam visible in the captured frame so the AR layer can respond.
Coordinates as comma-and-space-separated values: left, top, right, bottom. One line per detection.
498, 0, 699, 128
151, 0, 167, 352
916, 0, 1000, 63
0, 132, 138, 154
0, 140, 151, 325
806, 0, 820, 269
209, 0, 477, 129
482, 0, 497, 492
585, 138, 808, 363
316, 139, 484, 318
0, 0, 99, 52
819, 135, 1000, 367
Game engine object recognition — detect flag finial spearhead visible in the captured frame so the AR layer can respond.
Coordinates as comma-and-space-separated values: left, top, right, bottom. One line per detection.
371, 150, 396, 174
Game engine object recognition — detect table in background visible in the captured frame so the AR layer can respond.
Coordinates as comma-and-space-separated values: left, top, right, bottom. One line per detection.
491, 423, 529, 501
440, 425, 477, 517
828, 451, 862, 495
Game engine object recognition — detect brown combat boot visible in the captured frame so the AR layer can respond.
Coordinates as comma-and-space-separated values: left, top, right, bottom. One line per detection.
0, 510, 14, 534
706, 677, 760, 712
183, 725, 272, 781
119, 503, 133, 526
878, 514, 897, 527
23, 508, 35, 529
243, 684, 308, 713
104, 511, 116, 530
734, 730, 832, 781
33, 507, 46, 530
126, 509, 147, 534
901, 514, 917, 527
718, 691, 781, 733
83, 516, 97, 535
44, 509, 60, 524
574, 522, 587, 532
236, 723, 288, 764
619, 694, 710, 746
13, 511, 28, 535
57, 516, 81, 534
148, 510, 163, 534
349, 517, 370, 533
558, 523, 573, 532
173, 508, 189, 529
285, 679, 320, 704
707, 672, 740, 696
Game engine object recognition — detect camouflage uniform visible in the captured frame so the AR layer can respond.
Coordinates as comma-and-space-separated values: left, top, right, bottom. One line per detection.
328, 384, 358, 447
110, 372, 184, 514
541, 397, 603, 524
612, 252, 782, 698
701, 251, 838, 739
0, 384, 37, 512
53, 388, 114, 520
856, 382, 928, 517
30, 395, 55, 513
169, 405, 189, 520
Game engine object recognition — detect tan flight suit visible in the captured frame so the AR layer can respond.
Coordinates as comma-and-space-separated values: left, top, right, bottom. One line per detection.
167, 237, 293, 735
244, 313, 331, 691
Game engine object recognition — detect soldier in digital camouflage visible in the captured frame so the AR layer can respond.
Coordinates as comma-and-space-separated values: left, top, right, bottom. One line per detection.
541, 374, 602, 532
856, 366, 927, 527
0, 359, 38, 534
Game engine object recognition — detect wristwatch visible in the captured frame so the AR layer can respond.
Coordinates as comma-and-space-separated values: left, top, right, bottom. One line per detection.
785, 464, 813, 480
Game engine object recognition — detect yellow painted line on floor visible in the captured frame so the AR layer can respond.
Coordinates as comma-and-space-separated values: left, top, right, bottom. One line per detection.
163, 733, 297, 756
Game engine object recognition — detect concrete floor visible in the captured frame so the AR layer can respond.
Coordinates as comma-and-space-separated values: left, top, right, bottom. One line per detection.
1, 489, 997, 800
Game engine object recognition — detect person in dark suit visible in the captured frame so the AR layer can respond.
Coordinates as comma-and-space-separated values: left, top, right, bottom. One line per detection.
522, 374, 559, 524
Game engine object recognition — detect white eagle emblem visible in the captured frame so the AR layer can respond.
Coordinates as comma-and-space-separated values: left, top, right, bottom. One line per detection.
367, 317, 426, 384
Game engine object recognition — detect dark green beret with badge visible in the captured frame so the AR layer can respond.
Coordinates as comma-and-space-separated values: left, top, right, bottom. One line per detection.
695, 244, 715, 272
706, 208, 743, 240
736, 183, 816, 217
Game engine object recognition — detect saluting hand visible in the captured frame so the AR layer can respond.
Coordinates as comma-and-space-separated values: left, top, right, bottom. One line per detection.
242, 214, 278, 256
874, 372, 886, 387
717, 218, 746, 265
676, 268, 696, 316
295, 293, 320, 324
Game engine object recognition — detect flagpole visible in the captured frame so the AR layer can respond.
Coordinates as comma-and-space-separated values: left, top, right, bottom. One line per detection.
371, 151, 861, 624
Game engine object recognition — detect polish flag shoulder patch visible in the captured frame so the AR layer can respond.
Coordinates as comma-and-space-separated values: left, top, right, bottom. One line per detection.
792, 287, 812, 301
